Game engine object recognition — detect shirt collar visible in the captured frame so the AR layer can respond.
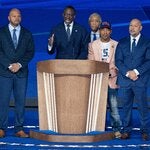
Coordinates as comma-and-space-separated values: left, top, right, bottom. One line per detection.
91, 31, 99, 35
130, 33, 141, 42
8, 23, 21, 31
64, 21, 74, 28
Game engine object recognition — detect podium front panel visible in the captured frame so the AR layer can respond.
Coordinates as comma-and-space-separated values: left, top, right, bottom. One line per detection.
37, 60, 109, 134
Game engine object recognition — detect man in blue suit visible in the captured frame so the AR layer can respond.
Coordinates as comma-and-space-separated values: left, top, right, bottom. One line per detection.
48, 5, 89, 59
0, 8, 34, 138
115, 18, 150, 140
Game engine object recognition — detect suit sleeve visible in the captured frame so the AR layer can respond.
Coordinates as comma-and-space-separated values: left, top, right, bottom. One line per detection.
77, 29, 90, 59
47, 28, 56, 55
0, 34, 12, 69
0, 51, 12, 70
109, 43, 117, 70
115, 42, 129, 76
18, 32, 34, 68
109, 43, 118, 78
88, 42, 95, 60
136, 40, 150, 75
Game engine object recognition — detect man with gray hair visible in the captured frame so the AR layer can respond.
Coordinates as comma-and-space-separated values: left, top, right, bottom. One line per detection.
88, 13, 102, 42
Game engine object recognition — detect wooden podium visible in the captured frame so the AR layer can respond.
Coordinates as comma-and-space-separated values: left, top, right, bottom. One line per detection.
30, 60, 115, 142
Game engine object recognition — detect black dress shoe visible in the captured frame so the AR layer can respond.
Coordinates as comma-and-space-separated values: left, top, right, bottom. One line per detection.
142, 133, 149, 141
121, 133, 130, 139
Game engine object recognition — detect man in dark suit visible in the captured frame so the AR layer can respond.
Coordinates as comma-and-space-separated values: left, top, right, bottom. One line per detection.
115, 18, 150, 140
0, 8, 34, 138
48, 5, 89, 59
88, 12, 102, 42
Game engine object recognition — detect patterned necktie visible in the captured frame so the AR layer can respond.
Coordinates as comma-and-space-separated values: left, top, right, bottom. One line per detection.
13, 29, 17, 49
93, 33, 97, 41
131, 38, 136, 52
66, 24, 71, 41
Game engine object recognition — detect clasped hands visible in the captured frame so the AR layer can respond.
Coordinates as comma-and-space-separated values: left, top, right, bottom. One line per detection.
9, 63, 20, 73
127, 70, 138, 81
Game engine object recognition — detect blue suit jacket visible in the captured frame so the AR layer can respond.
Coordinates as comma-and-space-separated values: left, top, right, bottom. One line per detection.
0, 25, 34, 77
48, 22, 90, 59
115, 35, 150, 87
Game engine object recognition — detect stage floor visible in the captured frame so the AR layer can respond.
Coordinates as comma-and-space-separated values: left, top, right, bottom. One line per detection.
0, 108, 149, 149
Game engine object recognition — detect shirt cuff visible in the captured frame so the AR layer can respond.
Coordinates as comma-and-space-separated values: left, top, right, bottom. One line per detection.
48, 44, 52, 51
126, 72, 129, 77
8, 65, 12, 69
133, 69, 139, 76
17, 63, 22, 68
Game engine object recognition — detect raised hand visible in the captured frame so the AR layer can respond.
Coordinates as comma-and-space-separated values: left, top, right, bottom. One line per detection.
48, 34, 54, 46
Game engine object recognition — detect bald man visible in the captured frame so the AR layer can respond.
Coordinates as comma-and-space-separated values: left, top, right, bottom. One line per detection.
0, 8, 34, 138
115, 19, 150, 140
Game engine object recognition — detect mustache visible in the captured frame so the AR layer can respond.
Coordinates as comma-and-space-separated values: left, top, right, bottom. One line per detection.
130, 30, 135, 32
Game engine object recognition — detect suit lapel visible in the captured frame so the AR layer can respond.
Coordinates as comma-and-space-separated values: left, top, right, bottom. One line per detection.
126, 37, 131, 54
132, 35, 144, 57
136, 35, 143, 48
97, 40, 102, 60
5, 27, 15, 48
94, 40, 101, 61
61, 24, 68, 40
70, 23, 78, 40
107, 40, 116, 63
17, 27, 24, 48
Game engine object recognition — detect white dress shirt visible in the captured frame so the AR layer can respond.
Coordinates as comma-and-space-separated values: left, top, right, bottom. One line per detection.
8, 23, 22, 69
126, 33, 141, 77
90, 31, 100, 42
8, 23, 21, 42
130, 33, 141, 50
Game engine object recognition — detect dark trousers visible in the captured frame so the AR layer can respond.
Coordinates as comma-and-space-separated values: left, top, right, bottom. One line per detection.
118, 86, 150, 134
0, 75, 27, 132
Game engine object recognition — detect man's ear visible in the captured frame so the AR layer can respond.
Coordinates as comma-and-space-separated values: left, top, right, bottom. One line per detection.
140, 25, 143, 32
8, 16, 10, 21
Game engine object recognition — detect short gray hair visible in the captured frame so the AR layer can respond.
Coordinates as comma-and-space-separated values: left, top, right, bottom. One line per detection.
88, 13, 102, 24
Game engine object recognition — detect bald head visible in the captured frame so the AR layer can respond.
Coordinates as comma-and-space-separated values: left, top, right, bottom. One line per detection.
8, 8, 21, 27
129, 18, 142, 37
9, 8, 21, 16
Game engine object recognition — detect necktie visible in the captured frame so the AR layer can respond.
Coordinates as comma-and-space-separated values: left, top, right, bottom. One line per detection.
93, 33, 97, 41
66, 24, 71, 41
13, 29, 17, 49
131, 38, 136, 52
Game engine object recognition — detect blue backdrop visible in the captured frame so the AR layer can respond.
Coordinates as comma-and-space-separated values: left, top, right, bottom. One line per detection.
0, 0, 150, 98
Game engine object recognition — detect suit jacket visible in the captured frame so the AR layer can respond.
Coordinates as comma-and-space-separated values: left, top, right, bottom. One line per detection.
0, 25, 34, 77
115, 35, 150, 87
88, 38, 118, 89
48, 22, 90, 59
